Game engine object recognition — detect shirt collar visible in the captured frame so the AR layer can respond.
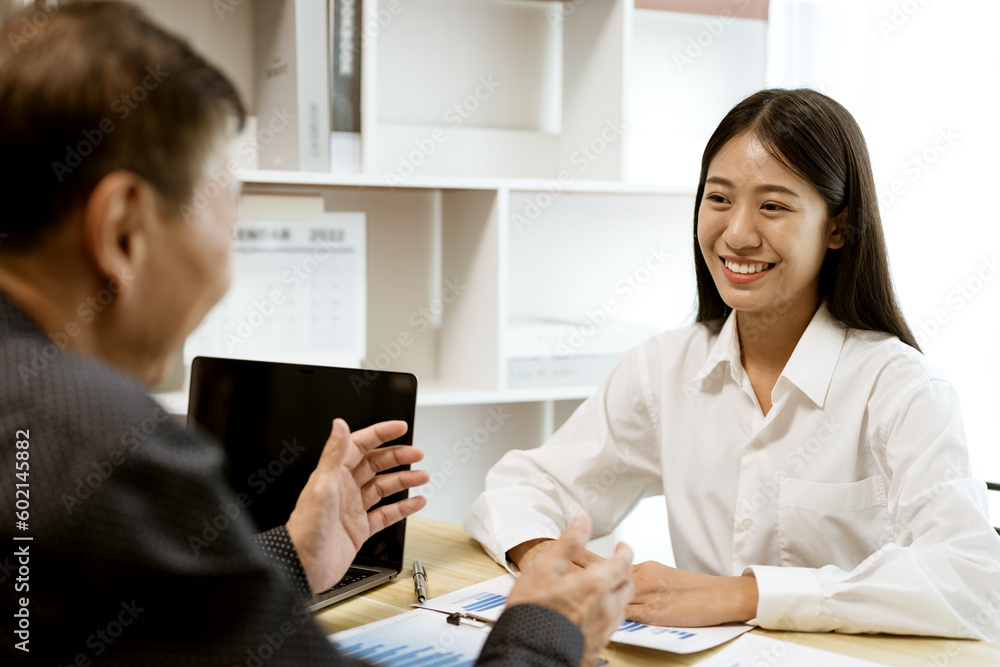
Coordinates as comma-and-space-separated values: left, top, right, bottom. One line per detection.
692, 309, 743, 390
778, 302, 847, 408
691, 302, 847, 408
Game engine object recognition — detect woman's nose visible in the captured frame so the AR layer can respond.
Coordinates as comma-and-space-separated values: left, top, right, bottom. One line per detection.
722, 205, 761, 250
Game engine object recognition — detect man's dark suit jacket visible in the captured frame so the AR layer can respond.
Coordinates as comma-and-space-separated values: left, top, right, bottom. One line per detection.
0, 290, 583, 665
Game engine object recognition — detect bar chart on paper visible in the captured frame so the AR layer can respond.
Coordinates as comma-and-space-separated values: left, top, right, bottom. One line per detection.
453, 591, 507, 614
610, 618, 752, 654
332, 608, 491, 667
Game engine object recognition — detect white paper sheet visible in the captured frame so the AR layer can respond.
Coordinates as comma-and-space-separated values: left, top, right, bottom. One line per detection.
693, 633, 889, 666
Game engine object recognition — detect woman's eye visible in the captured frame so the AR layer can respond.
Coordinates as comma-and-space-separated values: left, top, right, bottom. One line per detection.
706, 194, 728, 204
762, 202, 786, 212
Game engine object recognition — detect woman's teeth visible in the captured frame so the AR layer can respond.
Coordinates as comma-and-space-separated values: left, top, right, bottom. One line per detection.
724, 259, 774, 274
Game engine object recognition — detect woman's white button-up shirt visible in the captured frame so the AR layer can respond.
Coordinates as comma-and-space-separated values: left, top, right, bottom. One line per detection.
465, 303, 1000, 641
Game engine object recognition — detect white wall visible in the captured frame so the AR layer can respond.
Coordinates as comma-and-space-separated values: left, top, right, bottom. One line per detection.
766, 0, 1000, 480
627, 9, 768, 187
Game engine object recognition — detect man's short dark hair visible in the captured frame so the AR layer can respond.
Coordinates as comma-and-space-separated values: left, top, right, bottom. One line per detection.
0, 0, 246, 251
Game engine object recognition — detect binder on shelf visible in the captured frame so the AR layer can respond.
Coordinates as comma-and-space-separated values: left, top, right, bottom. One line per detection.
254, 0, 330, 171
329, 0, 362, 172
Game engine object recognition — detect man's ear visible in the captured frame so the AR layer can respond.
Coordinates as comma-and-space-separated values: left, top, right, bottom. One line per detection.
828, 210, 848, 250
80, 170, 153, 285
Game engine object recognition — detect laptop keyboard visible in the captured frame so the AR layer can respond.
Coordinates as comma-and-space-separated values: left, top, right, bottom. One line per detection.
319, 567, 376, 595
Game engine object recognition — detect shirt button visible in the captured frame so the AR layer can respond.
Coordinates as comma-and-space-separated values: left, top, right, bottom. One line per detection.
742, 518, 754, 532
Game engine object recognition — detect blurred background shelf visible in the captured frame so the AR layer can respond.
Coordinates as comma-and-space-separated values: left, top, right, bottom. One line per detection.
135, 0, 1000, 545
132, 0, 766, 533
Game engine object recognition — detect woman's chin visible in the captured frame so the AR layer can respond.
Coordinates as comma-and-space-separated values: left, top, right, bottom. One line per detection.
715, 288, 766, 315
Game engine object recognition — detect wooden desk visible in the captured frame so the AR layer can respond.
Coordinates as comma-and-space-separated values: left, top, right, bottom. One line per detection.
314, 517, 1000, 666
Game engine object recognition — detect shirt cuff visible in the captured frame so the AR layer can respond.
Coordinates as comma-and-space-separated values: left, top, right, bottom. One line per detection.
743, 565, 822, 631
464, 500, 564, 571
253, 525, 313, 602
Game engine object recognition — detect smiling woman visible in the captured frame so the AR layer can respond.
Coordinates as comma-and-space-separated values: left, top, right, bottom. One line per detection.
467, 87, 1000, 642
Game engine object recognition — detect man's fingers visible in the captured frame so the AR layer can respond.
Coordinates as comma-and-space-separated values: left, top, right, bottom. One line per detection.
585, 542, 634, 595
607, 542, 634, 575
348, 420, 408, 457
352, 445, 425, 487
371, 444, 424, 467
316, 418, 350, 473
367, 496, 427, 535
541, 513, 593, 570
572, 548, 607, 569
321, 419, 408, 472
604, 579, 635, 629
360, 469, 430, 509
609, 544, 635, 584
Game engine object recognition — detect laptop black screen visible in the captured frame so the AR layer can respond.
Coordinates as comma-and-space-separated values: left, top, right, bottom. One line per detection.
187, 357, 416, 571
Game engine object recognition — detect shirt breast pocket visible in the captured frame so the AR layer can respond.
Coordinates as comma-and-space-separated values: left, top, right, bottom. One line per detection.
776, 476, 893, 571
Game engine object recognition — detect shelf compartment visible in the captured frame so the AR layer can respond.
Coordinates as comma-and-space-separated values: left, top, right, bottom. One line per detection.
503, 189, 697, 388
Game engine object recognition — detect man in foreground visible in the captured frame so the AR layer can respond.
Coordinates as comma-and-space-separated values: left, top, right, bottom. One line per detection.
0, 2, 633, 665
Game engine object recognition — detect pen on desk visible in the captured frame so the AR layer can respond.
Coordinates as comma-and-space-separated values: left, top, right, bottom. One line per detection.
412, 560, 428, 604
445, 611, 495, 627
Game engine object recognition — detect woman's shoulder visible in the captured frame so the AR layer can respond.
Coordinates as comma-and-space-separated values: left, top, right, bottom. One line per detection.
842, 326, 947, 389
637, 319, 722, 357
614, 319, 723, 383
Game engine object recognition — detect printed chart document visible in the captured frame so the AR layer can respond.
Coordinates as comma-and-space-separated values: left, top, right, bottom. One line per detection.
332, 608, 491, 666
693, 634, 888, 666
328, 574, 754, 665
421, 575, 753, 654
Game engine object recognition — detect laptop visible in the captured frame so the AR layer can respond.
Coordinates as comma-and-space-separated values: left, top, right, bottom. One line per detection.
186, 356, 418, 612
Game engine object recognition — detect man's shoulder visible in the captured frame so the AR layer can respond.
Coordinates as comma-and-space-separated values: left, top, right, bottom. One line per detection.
0, 334, 226, 531
3, 332, 162, 413
0, 333, 195, 465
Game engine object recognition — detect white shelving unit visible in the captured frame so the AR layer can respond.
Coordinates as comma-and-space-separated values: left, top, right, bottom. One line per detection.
140, 0, 768, 524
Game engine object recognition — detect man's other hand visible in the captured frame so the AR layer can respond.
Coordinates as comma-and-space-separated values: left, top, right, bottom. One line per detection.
286, 418, 429, 594
507, 514, 634, 667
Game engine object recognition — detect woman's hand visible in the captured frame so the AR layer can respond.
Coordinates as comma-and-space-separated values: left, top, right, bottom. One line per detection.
508, 536, 606, 572
626, 561, 759, 627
